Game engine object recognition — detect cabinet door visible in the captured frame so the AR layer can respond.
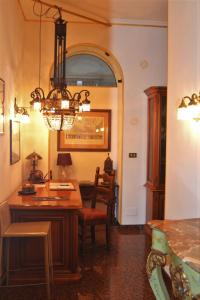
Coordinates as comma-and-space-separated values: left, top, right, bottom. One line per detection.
159, 94, 167, 185
147, 97, 154, 183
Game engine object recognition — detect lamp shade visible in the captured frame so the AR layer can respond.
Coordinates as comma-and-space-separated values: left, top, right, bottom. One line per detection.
26, 151, 42, 161
57, 153, 72, 166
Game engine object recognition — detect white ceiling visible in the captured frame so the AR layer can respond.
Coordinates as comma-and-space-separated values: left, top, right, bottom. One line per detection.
19, 0, 168, 25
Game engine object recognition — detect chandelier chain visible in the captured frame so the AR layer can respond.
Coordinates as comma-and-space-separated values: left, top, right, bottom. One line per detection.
39, 5, 42, 88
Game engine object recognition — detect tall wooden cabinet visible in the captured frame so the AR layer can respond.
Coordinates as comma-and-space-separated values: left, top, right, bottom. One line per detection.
144, 86, 167, 222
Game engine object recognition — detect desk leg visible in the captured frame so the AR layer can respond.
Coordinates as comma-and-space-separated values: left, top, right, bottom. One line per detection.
146, 249, 170, 300
147, 229, 200, 300
146, 229, 170, 300
170, 255, 200, 300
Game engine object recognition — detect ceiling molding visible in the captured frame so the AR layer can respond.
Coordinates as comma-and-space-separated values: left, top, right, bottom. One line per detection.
17, 0, 167, 28
111, 18, 167, 28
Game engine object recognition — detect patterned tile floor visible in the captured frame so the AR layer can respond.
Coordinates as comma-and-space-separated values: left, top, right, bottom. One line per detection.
0, 226, 174, 300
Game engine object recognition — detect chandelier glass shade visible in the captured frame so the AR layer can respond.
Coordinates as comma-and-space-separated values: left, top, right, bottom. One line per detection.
30, 14, 91, 131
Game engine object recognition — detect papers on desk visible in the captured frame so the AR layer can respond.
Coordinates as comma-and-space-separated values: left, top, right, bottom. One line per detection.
34, 184, 46, 188
49, 182, 75, 191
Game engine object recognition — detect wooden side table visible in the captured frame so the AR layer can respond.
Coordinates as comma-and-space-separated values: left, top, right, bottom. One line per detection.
147, 219, 200, 299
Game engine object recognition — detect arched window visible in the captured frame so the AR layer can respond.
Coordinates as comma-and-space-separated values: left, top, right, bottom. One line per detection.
64, 54, 117, 87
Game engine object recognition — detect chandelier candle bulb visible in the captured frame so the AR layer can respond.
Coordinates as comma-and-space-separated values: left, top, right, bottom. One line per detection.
82, 100, 91, 112
33, 101, 42, 111
61, 99, 70, 109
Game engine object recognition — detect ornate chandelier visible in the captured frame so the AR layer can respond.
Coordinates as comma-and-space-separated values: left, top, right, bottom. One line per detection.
30, 13, 91, 131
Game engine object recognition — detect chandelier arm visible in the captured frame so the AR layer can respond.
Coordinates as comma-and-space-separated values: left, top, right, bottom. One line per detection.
36, 87, 45, 99
45, 115, 52, 129
46, 88, 57, 99
30, 87, 45, 102
60, 113, 64, 131
78, 90, 90, 98
61, 89, 73, 100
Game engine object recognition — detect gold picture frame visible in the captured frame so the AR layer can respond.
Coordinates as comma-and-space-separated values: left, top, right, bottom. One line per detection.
0, 78, 5, 134
57, 109, 111, 152
10, 120, 20, 165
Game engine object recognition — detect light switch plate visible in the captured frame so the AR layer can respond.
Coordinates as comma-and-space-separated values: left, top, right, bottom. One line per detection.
129, 153, 137, 158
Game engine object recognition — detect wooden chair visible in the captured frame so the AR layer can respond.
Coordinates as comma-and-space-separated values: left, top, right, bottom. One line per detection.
95, 167, 116, 223
0, 201, 53, 300
79, 169, 115, 251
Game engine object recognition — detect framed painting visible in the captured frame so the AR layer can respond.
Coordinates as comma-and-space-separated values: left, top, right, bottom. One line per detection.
57, 109, 111, 152
10, 120, 20, 164
0, 78, 5, 134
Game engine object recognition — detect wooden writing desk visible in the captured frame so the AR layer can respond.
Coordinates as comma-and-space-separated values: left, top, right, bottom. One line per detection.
7, 180, 82, 283
147, 219, 200, 299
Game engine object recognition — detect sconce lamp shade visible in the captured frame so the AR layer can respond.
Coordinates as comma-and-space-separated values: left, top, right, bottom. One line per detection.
177, 98, 189, 120
57, 153, 72, 166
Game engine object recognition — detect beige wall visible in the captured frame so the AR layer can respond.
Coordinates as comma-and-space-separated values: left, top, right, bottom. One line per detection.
165, 0, 200, 218
0, 0, 25, 202
111, 25, 167, 224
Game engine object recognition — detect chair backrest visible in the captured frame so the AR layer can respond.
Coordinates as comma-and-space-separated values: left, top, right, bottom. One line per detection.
0, 201, 11, 236
91, 186, 114, 218
92, 167, 116, 217
94, 167, 115, 191
94, 166, 100, 186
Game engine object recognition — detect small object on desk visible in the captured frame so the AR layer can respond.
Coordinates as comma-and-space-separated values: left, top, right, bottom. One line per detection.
34, 183, 46, 188
49, 182, 75, 190
18, 190, 36, 195
19, 183, 36, 195
26, 152, 45, 183
32, 196, 69, 201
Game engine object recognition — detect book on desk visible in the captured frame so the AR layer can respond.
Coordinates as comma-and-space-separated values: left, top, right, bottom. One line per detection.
49, 182, 75, 191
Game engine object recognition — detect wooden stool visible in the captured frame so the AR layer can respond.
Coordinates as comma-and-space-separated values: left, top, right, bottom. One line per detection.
0, 201, 53, 300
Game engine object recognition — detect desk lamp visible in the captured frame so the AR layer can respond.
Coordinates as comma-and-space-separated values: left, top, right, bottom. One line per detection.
57, 153, 72, 179
26, 151, 44, 183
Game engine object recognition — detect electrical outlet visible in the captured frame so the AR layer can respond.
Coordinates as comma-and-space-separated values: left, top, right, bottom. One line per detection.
125, 207, 137, 216
129, 153, 137, 158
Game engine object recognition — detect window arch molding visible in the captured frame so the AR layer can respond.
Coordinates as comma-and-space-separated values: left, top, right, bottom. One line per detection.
65, 53, 117, 87
64, 43, 123, 87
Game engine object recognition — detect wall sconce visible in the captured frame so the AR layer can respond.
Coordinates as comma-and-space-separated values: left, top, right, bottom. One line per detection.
177, 93, 200, 121
14, 97, 30, 123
